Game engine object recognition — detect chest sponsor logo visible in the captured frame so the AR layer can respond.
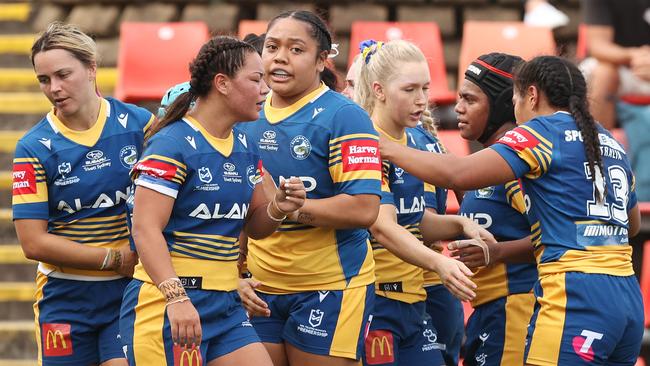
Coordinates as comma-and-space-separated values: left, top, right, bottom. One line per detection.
222, 162, 242, 183
397, 196, 425, 214
173, 345, 202, 366
12, 163, 36, 196
58, 188, 130, 214
461, 212, 493, 229
365, 330, 394, 364
55, 162, 80, 186
119, 145, 138, 169
290, 135, 311, 160
279, 175, 316, 192
83, 149, 111, 172
475, 186, 495, 198
341, 140, 380, 172
259, 130, 279, 151
42, 323, 73, 357
189, 202, 249, 220
572, 330, 603, 362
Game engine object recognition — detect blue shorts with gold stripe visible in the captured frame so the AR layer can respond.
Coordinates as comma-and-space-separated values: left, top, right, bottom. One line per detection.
250, 284, 374, 360
119, 279, 259, 365
34, 272, 130, 365
425, 284, 464, 366
525, 272, 643, 366
363, 296, 444, 366
463, 292, 535, 366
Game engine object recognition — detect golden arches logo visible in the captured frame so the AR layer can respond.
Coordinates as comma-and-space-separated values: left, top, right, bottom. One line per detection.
179, 348, 201, 366
45, 330, 67, 349
370, 335, 392, 358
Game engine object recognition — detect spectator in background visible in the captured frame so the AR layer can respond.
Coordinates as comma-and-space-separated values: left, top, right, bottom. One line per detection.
581, 0, 650, 201
523, 0, 569, 29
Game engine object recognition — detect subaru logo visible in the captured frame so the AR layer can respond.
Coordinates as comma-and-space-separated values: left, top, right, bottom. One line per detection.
223, 162, 236, 172
86, 150, 104, 160
263, 130, 276, 139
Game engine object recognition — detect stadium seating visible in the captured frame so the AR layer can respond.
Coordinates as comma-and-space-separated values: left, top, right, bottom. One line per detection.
349, 21, 457, 105
114, 22, 209, 103
458, 21, 556, 82
238, 20, 268, 39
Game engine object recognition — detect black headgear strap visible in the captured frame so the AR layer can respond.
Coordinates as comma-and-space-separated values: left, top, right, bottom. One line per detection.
464, 54, 521, 144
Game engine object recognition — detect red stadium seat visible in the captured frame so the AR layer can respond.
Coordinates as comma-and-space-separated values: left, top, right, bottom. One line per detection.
238, 20, 268, 39
349, 21, 457, 105
115, 22, 209, 103
458, 21, 556, 83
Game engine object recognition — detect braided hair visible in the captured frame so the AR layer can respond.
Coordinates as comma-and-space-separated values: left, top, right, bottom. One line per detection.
148, 36, 256, 137
514, 56, 606, 202
267, 10, 338, 89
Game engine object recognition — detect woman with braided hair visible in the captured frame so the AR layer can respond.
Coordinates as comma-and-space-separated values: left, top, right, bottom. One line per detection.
119, 35, 306, 366
380, 55, 642, 365
236, 10, 382, 366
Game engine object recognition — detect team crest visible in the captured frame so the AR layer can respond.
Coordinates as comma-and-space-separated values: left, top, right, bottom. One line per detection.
58, 162, 72, 177
476, 186, 495, 198
290, 135, 311, 160
246, 165, 260, 188
198, 167, 213, 184
119, 145, 138, 169
308, 309, 324, 328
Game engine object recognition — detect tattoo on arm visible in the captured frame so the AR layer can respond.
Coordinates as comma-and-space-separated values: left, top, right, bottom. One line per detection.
297, 212, 315, 225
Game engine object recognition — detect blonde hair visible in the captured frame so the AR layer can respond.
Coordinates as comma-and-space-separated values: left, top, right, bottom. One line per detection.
354, 40, 427, 116
31, 22, 98, 68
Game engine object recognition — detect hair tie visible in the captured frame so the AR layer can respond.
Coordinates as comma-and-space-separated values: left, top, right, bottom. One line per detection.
328, 43, 339, 59
359, 39, 384, 65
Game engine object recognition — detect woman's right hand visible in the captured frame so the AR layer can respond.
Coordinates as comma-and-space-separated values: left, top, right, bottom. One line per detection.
433, 255, 476, 302
166, 300, 202, 348
238, 278, 270, 317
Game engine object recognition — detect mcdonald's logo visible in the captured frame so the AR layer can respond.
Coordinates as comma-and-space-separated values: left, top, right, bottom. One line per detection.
173, 344, 202, 366
364, 330, 394, 365
41, 323, 73, 357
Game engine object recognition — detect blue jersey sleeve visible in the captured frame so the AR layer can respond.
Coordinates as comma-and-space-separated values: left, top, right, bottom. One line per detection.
327, 104, 382, 196
491, 118, 555, 180
12, 140, 49, 220
132, 134, 187, 199
380, 161, 395, 205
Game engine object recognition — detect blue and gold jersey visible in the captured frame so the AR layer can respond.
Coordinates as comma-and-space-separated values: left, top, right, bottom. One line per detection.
459, 181, 536, 306
372, 126, 434, 303
408, 126, 450, 287
12, 97, 153, 279
237, 84, 381, 293
130, 116, 261, 291
492, 112, 638, 277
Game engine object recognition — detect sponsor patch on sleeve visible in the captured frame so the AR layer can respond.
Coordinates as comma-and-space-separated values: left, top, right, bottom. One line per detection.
497, 128, 540, 152
341, 140, 381, 173
134, 160, 178, 181
12, 163, 36, 196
